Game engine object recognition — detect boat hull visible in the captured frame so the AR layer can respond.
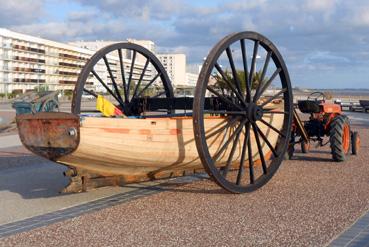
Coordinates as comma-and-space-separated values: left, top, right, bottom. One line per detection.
16, 112, 80, 160
17, 112, 283, 183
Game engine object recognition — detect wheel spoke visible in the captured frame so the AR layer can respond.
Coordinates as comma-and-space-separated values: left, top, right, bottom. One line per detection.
240, 39, 251, 102
137, 73, 161, 97
259, 118, 286, 138
252, 122, 267, 174
248, 40, 259, 90
222, 127, 242, 177
254, 123, 278, 157
206, 86, 244, 111
152, 91, 166, 98
254, 51, 272, 102
236, 122, 250, 185
247, 125, 255, 184
205, 117, 239, 140
260, 88, 287, 107
215, 63, 247, 106
118, 49, 128, 102
254, 68, 281, 102
212, 119, 246, 161
103, 55, 124, 105
260, 51, 272, 83
131, 58, 150, 101
91, 70, 124, 106
225, 47, 243, 98
127, 50, 137, 99
83, 88, 97, 98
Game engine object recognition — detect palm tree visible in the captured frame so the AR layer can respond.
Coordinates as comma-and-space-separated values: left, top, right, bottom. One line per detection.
213, 70, 267, 95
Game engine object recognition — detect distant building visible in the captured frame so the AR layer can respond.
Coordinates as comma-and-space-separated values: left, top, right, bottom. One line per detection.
69, 39, 156, 83
68, 40, 116, 53
65, 41, 198, 92
0, 29, 149, 94
174, 72, 198, 96
157, 53, 186, 87
185, 72, 198, 87
126, 39, 156, 54
69, 39, 155, 54
0, 28, 198, 96
69, 39, 155, 65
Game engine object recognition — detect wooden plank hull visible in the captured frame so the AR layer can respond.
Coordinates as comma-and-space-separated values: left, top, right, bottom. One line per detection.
17, 111, 284, 184
58, 114, 283, 180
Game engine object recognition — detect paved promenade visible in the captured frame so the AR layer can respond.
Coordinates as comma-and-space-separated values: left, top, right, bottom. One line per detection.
0, 111, 368, 246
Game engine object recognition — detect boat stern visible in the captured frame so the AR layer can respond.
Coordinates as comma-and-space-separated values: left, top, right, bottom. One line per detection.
16, 112, 80, 161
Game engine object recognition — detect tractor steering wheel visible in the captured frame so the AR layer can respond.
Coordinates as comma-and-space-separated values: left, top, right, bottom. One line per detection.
307, 91, 326, 102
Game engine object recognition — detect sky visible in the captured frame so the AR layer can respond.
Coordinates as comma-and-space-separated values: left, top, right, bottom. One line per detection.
2, 0, 369, 89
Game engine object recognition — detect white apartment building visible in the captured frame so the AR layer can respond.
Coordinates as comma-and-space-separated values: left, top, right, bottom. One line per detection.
69, 39, 155, 53
70, 41, 199, 90
127, 39, 156, 54
0, 29, 151, 95
185, 72, 198, 87
157, 53, 187, 87
69, 39, 155, 65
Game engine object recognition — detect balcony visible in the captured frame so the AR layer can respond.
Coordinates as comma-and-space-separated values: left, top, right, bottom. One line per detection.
13, 78, 46, 83
59, 80, 76, 85
59, 71, 79, 76
12, 45, 45, 54
13, 56, 45, 64
59, 62, 83, 68
13, 67, 46, 73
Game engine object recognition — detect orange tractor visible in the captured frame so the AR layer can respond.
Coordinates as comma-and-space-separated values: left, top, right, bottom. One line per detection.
288, 92, 360, 161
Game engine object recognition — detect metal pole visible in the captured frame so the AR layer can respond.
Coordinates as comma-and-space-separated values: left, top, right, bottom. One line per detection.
5, 82, 8, 100
37, 73, 39, 92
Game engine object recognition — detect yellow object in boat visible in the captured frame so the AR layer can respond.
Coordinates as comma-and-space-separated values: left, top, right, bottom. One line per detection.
96, 95, 123, 117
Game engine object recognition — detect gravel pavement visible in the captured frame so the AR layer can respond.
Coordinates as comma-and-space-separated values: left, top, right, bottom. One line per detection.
0, 146, 170, 226
0, 120, 368, 246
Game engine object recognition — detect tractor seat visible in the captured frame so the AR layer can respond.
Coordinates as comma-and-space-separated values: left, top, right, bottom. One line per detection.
297, 100, 321, 113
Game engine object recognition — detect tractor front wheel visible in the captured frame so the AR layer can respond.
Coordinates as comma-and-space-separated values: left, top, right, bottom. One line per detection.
329, 115, 350, 162
351, 131, 360, 155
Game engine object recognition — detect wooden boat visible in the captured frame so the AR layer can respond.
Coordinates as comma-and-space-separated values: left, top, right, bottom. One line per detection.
16, 31, 293, 193
17, 109, 283, 191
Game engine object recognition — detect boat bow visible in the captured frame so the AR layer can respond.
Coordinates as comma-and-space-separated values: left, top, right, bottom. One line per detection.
16, 112, 80, 160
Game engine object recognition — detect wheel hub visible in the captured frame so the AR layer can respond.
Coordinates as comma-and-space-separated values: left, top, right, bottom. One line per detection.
247, 103, 263, 122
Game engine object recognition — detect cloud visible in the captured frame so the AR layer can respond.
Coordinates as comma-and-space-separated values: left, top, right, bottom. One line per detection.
3, 0, 369, 88
67, 9, 100, 22
349, 6, 369, 26
304, 0, 337, 11
0, 0, 45, 26
304, 51, 350, 65
75, 0, 184, 21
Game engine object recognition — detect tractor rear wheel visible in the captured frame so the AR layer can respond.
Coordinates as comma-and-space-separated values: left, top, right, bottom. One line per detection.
351, 131, 360, 155
329, 115, 350, 162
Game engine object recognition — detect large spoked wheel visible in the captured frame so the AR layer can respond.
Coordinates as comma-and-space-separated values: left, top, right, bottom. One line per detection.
72, 43, 174, 115
193, 31, 293, 193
